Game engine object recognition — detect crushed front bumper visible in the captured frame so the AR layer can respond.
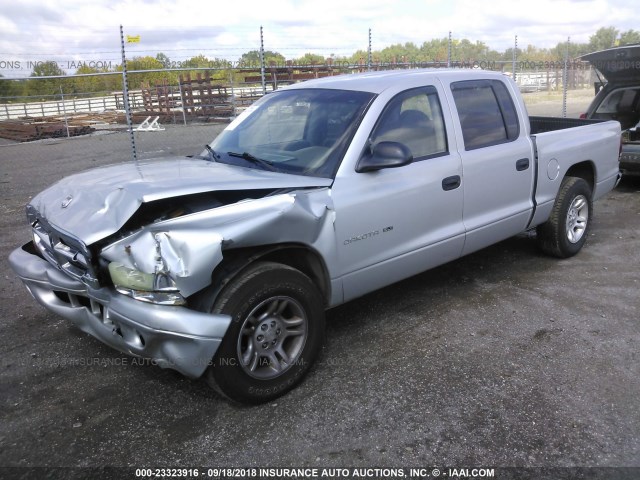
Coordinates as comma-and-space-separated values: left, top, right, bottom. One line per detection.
9, 243, 231, 378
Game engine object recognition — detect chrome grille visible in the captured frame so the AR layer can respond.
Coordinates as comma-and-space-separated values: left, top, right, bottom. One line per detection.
32, 220, 99, 289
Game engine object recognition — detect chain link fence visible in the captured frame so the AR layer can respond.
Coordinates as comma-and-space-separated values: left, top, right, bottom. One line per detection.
0, 27, 599, 162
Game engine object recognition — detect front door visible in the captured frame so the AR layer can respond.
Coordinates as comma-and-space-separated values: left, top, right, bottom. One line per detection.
331, 85, 466, 302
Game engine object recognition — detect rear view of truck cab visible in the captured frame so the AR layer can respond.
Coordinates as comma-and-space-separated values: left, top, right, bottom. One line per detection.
580, 44, 640, 176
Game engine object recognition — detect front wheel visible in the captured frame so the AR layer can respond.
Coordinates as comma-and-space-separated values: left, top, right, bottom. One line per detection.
203, 262, 325, 404
536, 176, 593, 258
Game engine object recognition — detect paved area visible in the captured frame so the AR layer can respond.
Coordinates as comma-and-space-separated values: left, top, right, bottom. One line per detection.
1, 94, 639, 473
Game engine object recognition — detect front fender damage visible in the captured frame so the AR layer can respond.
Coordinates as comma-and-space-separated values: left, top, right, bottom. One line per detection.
100, 188, 336, 297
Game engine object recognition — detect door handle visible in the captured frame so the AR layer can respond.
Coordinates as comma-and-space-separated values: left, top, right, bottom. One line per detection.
442, 175, 461, 191
516, 158, 530, 171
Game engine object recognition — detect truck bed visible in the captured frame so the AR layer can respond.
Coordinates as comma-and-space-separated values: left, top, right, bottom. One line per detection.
527, 116, 621, 229
529, 116, 609, 134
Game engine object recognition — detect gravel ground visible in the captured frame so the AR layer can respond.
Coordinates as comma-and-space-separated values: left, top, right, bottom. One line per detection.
0, 92, 639, 477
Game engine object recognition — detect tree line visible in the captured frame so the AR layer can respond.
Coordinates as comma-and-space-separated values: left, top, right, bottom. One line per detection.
1, 26, 638, 100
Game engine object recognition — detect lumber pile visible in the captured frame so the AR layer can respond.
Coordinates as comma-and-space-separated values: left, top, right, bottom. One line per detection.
0, 118, 95, 142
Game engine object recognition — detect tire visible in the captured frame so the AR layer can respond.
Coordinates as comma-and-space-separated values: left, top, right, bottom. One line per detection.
536, 176, 593, 258
203, 261, 325, 404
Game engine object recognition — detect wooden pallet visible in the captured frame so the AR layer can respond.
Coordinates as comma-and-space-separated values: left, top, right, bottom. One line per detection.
179, 72, 233, 117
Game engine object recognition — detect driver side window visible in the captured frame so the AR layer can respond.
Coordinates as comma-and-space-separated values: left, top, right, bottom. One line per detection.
371, 86, 448, 160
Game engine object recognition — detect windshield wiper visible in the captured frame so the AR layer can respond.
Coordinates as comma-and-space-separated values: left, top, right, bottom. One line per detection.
204, 145, 220, 162
227, 151, 277, 171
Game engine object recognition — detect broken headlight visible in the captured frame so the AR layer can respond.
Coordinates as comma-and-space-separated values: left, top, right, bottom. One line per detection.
108, 262, 186, 306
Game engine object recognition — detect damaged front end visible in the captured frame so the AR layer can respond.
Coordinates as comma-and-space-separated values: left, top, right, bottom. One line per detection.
9, 237, 230, 379
99, 187, 336, 303
9, 160, 335, 378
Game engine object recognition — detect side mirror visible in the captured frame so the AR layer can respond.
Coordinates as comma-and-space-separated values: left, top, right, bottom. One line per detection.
356, 141, 413, 173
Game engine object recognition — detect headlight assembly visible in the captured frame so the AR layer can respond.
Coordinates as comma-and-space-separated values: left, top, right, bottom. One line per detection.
108, 262, 186, 306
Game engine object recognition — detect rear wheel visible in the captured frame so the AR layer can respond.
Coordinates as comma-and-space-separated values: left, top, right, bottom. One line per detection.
537, 176, 592, 258
203, 261, 325, 404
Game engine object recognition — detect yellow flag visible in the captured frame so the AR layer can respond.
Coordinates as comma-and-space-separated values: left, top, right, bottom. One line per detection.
126, 35, 140, 43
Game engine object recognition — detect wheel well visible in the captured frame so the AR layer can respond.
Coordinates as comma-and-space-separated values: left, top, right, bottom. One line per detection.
204, 245, 331, 308
565, 161, 595, 192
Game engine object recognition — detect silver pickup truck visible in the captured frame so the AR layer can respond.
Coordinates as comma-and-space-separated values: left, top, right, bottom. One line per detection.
9, 70, 621, 403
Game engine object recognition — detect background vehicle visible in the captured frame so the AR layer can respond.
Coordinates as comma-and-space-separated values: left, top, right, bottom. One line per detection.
9, 70, 621, 403
580, 44, 640, 176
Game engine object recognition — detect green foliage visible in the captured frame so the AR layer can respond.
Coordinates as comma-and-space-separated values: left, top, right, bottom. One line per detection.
239, 50, 285, 67
185, 54, 214, 68
420, 39, 450, 60
293, 53, 326, 65
452, 39, 491, 61
548, 40, 587, 60
352, 38, 502, 65
588, 27, 619, 52
156, 53, 171, 69
26, 61, 66, 97
377, 42, 421, 62
66, 65, 120, 96
346, 49, 369, 64
619, 30, 640, 46
123, 56, 173, 89
0, 73, 28, 98
31, 61, 65, 77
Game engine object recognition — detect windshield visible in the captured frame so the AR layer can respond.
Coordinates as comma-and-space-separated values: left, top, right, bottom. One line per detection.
207, 88, 375, 178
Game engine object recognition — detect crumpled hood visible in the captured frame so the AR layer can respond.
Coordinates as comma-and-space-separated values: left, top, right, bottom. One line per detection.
29, 157, 332, 245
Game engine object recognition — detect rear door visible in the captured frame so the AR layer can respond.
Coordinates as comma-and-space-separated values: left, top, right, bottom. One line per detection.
448, 79, 535, 255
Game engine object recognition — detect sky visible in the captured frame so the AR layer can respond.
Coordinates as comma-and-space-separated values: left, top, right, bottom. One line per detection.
0, 0, 637, 77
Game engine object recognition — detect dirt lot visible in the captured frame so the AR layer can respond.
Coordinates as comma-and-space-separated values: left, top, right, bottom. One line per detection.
0, 92, 639, 477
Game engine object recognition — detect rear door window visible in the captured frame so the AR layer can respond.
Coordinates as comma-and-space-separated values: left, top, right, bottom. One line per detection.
451, 80, 520, 150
